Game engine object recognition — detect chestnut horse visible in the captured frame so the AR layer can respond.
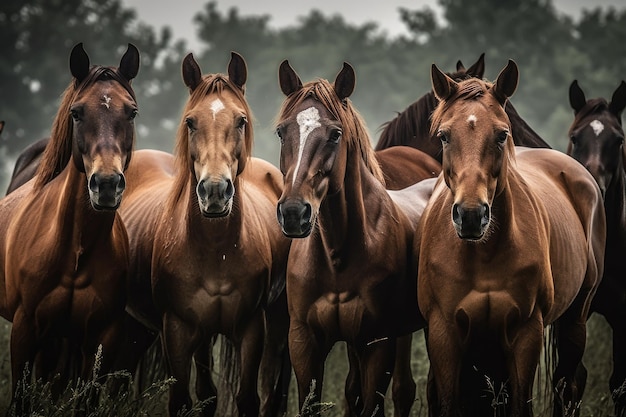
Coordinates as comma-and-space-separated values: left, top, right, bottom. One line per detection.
567, 79, 626, 416
275, 60, 433, 417
375, 53, 551, 162
118, 52, 290, 417
0, 42, 139, 406
416, 60, 605, 417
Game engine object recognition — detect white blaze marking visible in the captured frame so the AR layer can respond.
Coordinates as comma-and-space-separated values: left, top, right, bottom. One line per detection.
467, 114, 477, 126
293, 107, 321, 185
210, 99, 225, 120
101, 95, 111, 109
590, 119, 604, 137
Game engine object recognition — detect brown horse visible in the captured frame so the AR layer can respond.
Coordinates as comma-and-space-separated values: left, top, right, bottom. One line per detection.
567, 79, 626, 416
375, 53, 551, 162
118, 52, 290, 417
5, 136, 49, 195
416, 60, 605, 417
276, 60, 433, 417
0, 42, 139, 406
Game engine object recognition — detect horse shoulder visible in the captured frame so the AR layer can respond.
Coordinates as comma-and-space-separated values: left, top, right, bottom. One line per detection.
241, 157, 284, 200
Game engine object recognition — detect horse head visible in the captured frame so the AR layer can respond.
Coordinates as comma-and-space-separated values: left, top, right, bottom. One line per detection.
431, 60, 518, 241
568, 80, 626, 198
275, 61, 358, 238
177, 52, 251, 218
67, 43, 139, 210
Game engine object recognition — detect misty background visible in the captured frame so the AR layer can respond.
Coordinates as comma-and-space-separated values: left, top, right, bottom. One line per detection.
1, 0, 626, 192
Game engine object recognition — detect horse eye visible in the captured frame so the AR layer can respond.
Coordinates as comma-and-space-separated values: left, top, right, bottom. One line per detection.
237, 116, 248, 130
129, 109, 138, 121
570, 134, 577, 146
185, 117, 195, 130
329, 129, 342, 144
497, 131, 509, 144
275, 128, 284, 144
70, 109, 81, 122
437, 130, 449, 144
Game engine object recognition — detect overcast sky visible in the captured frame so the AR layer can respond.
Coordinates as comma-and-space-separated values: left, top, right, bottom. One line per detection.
122, 0, 626, 51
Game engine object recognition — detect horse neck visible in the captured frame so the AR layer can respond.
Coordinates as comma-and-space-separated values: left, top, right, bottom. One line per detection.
55, 161, 116, 245
318, 149, 376, 253
604, 158, 626, 229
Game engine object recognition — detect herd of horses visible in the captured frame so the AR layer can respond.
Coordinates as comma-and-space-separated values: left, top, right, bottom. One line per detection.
0, 43, 624, 417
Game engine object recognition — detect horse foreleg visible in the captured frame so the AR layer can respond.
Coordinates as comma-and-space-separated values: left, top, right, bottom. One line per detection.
235, 312, 264, 417
357, 336, 395, 417
605, 309, 626, 417
345, 344, 362, 417
289, 319, 327, 416
392, 333, 416, 417
162, 313, 198, 417
193, 337, 217, 417
259, 292, 290, 417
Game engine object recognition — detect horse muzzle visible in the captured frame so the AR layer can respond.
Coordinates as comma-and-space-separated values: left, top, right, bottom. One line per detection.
452, 202, 490, 240
277, 199, 313, 238
196, 177, 234, 218
88, 172, 125, 210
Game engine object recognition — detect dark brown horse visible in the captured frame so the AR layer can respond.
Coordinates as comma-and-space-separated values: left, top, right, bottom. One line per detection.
417, 60, 605, 417
118, 52, 290, 417
375, 53, 550, 162
5, 136, 49, 194
567, 79, 626, 416
275, 60, 433, 417
0, 43, 139, 407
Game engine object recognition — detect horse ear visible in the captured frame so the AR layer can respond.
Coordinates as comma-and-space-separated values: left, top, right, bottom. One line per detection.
119, 43, 140, 82
492, 60, 518, 105
0, 121, 4, 135
334, 62, 356, 101
182, 53, 203, 93
228, 51, 247, 91
70, 43, 90, 83
569, 80, 586, 114
278, 60, 303, 96
466, 53, 485, 79
609, 80, 626, 117
456, 60, 465, 72
431, 63, 457, 101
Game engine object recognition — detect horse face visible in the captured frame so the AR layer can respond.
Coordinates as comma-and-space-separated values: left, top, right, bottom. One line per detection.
432, 61, 518, 241
184, 89, 248, 218
568, 81, 626, 198
71, 81, 136, 210
70, 43, 139, 211
276, 98, 345, 238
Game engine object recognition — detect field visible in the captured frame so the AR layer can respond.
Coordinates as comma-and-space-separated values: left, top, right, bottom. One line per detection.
0, 313, 616, 416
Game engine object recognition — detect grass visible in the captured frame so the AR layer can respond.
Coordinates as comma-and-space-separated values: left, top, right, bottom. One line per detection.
0, 314, 616, 416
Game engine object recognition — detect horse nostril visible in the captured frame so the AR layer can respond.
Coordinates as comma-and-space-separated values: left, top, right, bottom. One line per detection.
481, 203, 490, 228
224, 179, 234, 200
277, 203, 284, 225
89, 175, 99, 193
116, 173, 126, 193
301, 203, 312, 227
452, 203, 463, 225
196, 179, 207, 199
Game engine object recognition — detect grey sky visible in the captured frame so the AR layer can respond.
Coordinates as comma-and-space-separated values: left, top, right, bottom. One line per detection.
122, 0, 626, 51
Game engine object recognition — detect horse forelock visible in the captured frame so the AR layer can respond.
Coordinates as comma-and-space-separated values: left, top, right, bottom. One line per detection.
169, 74, 254, 208
430, 79, 491, 138
34, 66, 137, 189
277, 78, 384, 184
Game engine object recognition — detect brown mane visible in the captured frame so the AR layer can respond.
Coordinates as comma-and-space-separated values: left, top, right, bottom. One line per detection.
276, 78, 384, 184
33, 66, 136, 189
168, 74, 254, 208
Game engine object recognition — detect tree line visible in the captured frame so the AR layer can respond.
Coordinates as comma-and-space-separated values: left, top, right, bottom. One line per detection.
1, 0, 625, 184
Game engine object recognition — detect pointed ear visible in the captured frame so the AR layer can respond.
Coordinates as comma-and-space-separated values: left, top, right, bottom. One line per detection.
456, 59, 465, 72
334, 62, 356, 101
119, 43, 140, 82
466, 53, 485, 79
431, 63, 458, 101
492, 60, 518, 105
609, 80, 626, 117
0, 121, 4, 135
182, 53, 202, 93
278, 60, 303, 96
569, 80, 586, 113
70, 43, 90, 83
228, 51, 247, 91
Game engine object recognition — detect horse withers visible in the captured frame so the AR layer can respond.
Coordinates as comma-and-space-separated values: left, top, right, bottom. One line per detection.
568, 79, 626, 416
417, 60, 605, 416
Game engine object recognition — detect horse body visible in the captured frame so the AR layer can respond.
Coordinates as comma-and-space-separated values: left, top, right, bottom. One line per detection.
0, 43, 140, 406
276, 61, 430, 417
119, 52, 290, 417
567, 79, 626, 415
418, 61, 605, 417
